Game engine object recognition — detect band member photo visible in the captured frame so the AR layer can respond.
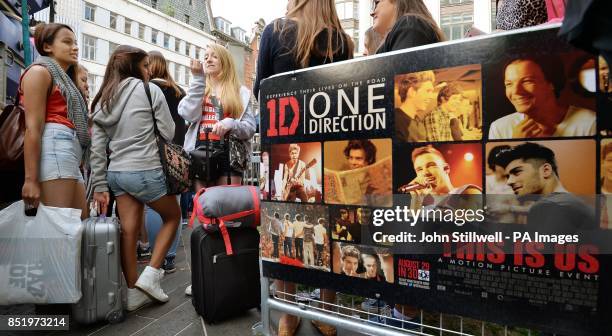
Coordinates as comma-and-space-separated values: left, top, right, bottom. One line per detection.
395, 64, 483, 142
495, 141, 597, 232
270, 142, 322, 203
360, 253, 385, 281
324, 139, 392, 207
600, 56, 612, 136
600, 139, 612, 228
395, 143, 482, 209
330, 206, 370, 244
485, 145, 529, 224
261, 203, 330, 271
332, 242, 393, 283
487, 54, 596, 139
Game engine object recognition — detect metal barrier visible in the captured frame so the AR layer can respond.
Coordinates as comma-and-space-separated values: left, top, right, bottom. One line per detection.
252, 264, 537, 336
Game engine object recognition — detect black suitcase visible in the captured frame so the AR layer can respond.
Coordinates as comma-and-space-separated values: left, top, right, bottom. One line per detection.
190, 225, 260, 323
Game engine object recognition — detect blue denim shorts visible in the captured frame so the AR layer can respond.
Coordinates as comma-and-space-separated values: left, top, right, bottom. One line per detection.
107, 168, 168, 204
40, 123, 84, 183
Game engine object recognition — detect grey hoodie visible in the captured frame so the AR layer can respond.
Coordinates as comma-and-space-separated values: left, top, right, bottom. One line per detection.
90, 78, 174, 193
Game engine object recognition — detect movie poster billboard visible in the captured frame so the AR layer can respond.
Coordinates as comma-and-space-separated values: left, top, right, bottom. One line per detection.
259, 25, 611, 335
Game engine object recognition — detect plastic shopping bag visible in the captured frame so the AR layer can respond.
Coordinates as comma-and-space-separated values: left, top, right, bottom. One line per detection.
0, 201, 84, 304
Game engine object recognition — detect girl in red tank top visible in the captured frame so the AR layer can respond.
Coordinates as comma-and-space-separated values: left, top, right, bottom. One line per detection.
20, 23, 89, 220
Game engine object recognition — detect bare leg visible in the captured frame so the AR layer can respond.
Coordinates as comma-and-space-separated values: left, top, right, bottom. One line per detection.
140, 217, 149, 244
276, 280, 300, 335
146, 195, 180, 269
116, 194, 144, 288
40, 179, 88, 220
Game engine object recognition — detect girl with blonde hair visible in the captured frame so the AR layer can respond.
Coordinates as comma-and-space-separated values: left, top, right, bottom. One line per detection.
179, 43, 256, 294
179, 44, 255, 186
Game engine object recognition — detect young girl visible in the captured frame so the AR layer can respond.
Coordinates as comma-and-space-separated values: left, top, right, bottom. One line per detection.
144, 50, 187, 274
179, 44, 256, 293
371, 0, 445, 53
254, 1, 353, 334
90, 45, 180, 311
21, 23, 89, 219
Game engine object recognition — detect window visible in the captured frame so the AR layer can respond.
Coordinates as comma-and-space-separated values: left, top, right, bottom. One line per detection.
87, 74, 97, 97
440, 12, 473, 40
195, 48, 200, 60
175, 38, 181, 53
184, 65, 190, 85
109, 12, 117, 30
174, 63, 181, 84
84, 3, 95, 21
335, 1, 356, 20
124, 18, 132, 35
151, 29, 158, 45
138, 23, 145, 39
82, 35, 96, 61
189, 0, 192, 5
199, 22, 205, 30
152, 0, 157, 9
109, 42, 119, 58
163, 34, 169, 48
185, 42, 191, 56
184, 15, 190, 24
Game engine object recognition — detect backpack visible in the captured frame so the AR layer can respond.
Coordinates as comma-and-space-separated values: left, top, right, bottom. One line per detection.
189, 185, 261, 255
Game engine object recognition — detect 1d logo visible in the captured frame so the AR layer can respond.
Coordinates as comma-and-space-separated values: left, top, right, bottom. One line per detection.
266, 97, 300, 137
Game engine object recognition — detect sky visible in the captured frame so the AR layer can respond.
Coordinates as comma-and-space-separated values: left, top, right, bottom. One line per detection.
211, 0, 288, 35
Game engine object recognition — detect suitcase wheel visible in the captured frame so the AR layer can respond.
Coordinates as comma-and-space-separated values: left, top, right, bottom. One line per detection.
107, 310, 125, 324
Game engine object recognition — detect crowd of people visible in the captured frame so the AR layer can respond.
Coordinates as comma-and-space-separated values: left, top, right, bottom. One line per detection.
5, 0, 581, 334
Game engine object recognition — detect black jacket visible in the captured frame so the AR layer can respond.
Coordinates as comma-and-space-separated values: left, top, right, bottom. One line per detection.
151, 79, 186, 146
253, 19, 352, 99
376, 15, 441, 54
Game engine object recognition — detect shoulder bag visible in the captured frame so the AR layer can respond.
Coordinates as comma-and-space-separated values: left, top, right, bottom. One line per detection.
144, 82, 192, 195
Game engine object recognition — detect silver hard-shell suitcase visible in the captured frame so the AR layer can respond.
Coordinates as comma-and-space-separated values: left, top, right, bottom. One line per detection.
72, 211, 124, 324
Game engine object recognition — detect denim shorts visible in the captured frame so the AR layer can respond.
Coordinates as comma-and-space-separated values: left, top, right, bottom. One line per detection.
107, 168, 168, 204
40, 123, 84, 183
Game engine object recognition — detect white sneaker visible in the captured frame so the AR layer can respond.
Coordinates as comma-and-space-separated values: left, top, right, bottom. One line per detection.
184, 285, 192, 296
126, 288, 152, 311
135, 266, 169, 302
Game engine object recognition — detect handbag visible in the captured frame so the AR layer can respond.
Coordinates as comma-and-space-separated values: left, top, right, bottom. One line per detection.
143, 82, 192, 195
0, 92, 25, 172
228, 133, 249, 171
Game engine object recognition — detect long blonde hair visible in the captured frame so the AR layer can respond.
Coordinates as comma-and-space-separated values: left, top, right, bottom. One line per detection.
275, 0, 353, 68
205, 44, 243, 119
391, 0, 446, 42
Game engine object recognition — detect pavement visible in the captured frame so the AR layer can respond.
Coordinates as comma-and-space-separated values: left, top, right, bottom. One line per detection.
0, 225, 370, 336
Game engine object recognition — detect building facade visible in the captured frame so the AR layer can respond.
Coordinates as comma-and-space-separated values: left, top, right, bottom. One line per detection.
37, 0, 217, 99
211, 15, 252, 87
336, 0, 361, 51
439, 0, 495, 40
